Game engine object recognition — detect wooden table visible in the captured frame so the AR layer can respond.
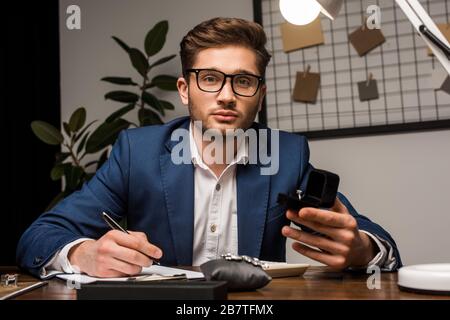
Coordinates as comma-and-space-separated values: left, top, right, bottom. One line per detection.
2, 266, 450, 300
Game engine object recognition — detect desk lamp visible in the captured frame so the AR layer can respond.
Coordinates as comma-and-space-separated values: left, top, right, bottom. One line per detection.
279, 0, 450, 295
279, 0, 343, 25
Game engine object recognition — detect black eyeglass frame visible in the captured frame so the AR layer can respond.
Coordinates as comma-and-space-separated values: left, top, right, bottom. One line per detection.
184, 68, 264, 97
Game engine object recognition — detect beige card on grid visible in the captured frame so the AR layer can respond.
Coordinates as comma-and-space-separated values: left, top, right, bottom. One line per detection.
427, 23, 450, 56
293, 70, 321, 103
280, 17, 324, 53
349, 25, 385, 56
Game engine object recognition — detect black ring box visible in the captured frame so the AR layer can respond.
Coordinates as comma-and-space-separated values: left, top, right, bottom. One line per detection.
277, 169, 339, 234
277, 169, 340, 211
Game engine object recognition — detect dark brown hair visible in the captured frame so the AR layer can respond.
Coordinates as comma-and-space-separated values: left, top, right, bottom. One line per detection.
180, 17, 271, 77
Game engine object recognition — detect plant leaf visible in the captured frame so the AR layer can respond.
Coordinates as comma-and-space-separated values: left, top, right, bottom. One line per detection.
50, 163, 71, 181
143, 83, 156, 90
150, 75, 178, 91
105, 91, 139, 103
159, 99, 175, 110
97, 149, 109, 170
69, 107, 86, 132
76, 131, 90, 154
85, 119, 130, 154
105, 104, 135, 123
112, 36, 130, 53
63, 122, 71, 136
149, 54, 176, 69
31, 121, 64, 145
85, 173, 95, 181
64, 165, 85, 191
128, 48, 149, 78
74, 120, 98, 142
141, 91, 164, 116
145, 20, 168, 57
101, 76, 137, 86
138, 108, 163, 126
85, 160, 98, 168
55, 152, 71, 164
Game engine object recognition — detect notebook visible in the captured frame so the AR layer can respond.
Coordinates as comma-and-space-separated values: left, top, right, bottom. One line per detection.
56, 265, 204, 284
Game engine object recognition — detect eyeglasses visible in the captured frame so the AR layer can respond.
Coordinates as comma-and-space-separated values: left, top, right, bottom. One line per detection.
185, 68, 264, 97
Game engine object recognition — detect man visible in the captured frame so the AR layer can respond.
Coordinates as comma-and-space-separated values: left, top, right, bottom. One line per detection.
17, 17, 401, 278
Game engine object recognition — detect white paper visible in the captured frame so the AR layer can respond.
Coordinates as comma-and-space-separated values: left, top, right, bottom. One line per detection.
56, 265, 204, 284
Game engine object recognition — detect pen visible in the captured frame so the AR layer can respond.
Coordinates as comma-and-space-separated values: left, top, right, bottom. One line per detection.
101, 211, 160, 265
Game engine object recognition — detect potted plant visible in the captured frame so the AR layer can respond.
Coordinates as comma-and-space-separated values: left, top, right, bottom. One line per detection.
31, 20, 177, 209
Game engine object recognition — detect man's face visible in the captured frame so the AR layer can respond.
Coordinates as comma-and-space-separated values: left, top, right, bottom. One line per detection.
177, 45, 266, 134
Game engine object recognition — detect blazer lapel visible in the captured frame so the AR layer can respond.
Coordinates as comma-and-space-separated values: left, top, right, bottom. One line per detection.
160, 121, 194, 265
236, 124, 271, 258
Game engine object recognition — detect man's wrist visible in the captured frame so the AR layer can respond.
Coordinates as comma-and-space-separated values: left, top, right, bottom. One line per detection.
350, 231, 379, 267
68, 239, 94, 272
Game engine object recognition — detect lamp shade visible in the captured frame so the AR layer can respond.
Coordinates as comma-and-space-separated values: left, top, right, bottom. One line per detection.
316, 0, 343, 20
279, 0, 321, 26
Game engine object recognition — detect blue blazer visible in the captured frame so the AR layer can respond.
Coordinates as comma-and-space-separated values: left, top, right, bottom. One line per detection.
17, 117, 402, 276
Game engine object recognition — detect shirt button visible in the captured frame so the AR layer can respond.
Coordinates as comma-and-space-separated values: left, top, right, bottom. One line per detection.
210, 224, 217, 233
215, 184, 221, 191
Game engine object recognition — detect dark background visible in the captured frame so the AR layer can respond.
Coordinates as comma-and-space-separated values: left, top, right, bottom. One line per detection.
1, 1, 61, 264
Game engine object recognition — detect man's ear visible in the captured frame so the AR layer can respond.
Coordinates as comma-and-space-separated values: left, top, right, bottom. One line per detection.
177, 77, 189, 106
257, 84, 267, 112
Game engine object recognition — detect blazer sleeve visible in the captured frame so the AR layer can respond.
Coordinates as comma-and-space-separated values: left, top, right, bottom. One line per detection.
296, 135, 403, 271
16, 130, 131, 277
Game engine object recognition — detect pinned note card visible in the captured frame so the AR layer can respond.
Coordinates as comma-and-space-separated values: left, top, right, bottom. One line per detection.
280, 17, 324, 53
358, 73, 379, 101
349, 24, 385, 56
427, 23, 450, 56
431, 66, 450, 95
293, 67, 320, 103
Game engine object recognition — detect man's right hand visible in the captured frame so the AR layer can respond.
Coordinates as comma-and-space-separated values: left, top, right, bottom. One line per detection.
68, 230, 163, 277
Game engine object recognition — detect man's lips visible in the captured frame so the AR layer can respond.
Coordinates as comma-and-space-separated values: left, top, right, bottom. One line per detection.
212, 110, 238, 117
212, 111, 238, 122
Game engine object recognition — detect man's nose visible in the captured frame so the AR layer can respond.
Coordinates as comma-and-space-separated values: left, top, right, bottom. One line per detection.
217, 78, 236, 104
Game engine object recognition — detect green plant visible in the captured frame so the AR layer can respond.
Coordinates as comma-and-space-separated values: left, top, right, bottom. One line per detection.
31, 107, 130, 210
31, 20, 178, 209
102, 20, 177, 126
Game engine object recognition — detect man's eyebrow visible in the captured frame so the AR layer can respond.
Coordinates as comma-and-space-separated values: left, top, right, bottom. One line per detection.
203, 67, 259, 75
233, 68, 257, 75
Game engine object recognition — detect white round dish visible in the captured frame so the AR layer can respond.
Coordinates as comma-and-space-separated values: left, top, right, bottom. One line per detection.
398, 263, 450, 294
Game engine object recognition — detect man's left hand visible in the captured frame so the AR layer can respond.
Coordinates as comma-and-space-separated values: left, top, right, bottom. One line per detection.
281, 198, 378, 270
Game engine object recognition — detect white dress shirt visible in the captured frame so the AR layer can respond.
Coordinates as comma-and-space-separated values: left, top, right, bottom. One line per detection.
190, 123, 248, 266
40, 123, 396, 277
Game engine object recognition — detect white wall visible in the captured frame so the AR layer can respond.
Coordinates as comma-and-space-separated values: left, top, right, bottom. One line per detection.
60, 0, 450, 267
286, 129, 450, 266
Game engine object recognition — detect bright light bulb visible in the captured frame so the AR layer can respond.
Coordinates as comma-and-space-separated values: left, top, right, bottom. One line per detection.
279, 0, 321, 25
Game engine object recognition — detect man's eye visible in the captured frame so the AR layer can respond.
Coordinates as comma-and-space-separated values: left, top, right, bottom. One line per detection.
202, 76, 219, 83
237, 77, 251, 86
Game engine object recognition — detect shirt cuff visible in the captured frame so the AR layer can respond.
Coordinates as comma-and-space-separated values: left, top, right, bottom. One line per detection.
39, 238, 92, 279
360, 230, 397, 271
